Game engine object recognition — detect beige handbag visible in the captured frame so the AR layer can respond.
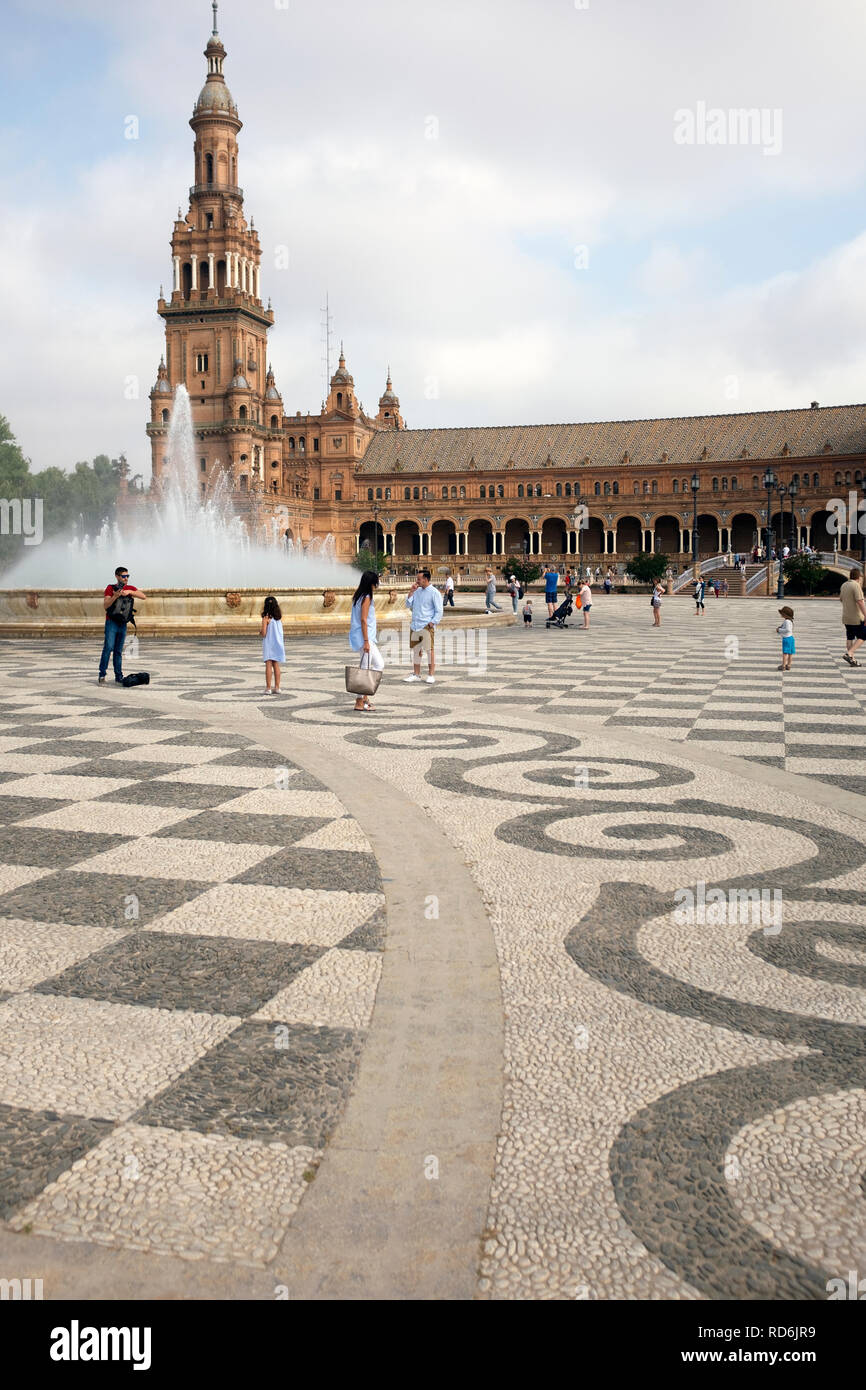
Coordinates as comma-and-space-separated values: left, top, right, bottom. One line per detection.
345, 653, 382, 697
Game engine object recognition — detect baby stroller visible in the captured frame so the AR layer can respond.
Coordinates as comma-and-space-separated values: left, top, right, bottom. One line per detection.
546, 594, 574, 629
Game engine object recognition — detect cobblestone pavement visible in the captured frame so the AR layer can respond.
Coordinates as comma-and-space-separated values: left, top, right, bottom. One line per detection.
0, 593, 864, 1299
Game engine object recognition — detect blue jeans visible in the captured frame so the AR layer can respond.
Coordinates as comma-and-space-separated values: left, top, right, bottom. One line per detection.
99, 619, 126, 680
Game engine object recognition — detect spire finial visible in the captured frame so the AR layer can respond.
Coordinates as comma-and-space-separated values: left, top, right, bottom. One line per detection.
212, 1, 219, 35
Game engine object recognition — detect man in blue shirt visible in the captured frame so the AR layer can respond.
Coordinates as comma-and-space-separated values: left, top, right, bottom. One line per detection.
403, 568, 444, 684
544, 565, 558, 619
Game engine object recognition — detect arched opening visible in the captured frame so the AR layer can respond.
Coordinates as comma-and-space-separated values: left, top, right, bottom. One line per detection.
161, 409, 169, 424
582, 516, 604, 557
730, 512, 759, 552
653, 515, 680, 553
337, 392, 342, 407
697, 514, 719, 554
810, 509, 835, 551
239, 474, 248, 492
216, 259, 226, 295
430, 518, 457, 557
239, 405, 247, 422
205, 152, 214, 185
270, 415, 278, 429
517, 484, 525, 498
505, 517, 531, 555
359, 521, 384, 552
394, 519, 421, 558
287, 437, 295, 452
467, 518, 493, 555
541, 516, 567, 556
615, 516, 642, 554
182, 262, 192, 300
298, 438, 305, 453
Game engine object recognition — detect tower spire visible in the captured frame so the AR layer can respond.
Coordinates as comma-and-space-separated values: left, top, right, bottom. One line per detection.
212, 1, 219, 35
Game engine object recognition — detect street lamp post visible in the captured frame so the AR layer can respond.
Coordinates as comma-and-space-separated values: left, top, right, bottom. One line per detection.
787, 478, 799, 553
763, 467, 777, 595
371, 500, 381, 558
776, 482, 787, 599
690, 471, 700, 576
571, 509, 583, 582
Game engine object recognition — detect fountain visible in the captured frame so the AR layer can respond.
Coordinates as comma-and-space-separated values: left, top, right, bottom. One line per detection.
0, 386, 408, 637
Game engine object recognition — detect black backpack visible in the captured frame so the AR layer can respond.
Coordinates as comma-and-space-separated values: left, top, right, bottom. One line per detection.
121, 672, 150, 687
107, 590, 136, 625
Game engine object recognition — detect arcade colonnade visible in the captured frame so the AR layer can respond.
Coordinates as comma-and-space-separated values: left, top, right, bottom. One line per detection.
354, 507, 824, 561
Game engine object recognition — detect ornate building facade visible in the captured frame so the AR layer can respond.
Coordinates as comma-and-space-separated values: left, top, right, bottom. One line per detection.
147, 9, 866, 569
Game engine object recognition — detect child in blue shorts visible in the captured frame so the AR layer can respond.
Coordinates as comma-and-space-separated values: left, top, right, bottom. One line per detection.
776, 605, 795, 671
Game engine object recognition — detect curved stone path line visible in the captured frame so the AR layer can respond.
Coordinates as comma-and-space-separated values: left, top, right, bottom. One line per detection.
88, 683, 505, 1300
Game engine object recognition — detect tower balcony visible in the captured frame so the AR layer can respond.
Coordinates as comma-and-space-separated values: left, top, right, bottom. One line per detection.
189, 182, 243, 200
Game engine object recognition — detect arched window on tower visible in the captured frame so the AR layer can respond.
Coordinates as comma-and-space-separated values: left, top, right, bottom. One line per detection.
413, 486, 420, 499
337, 392, 342, 408
450, 486, 457, 499
182, 262, 192, 300
298, 438, 305, 453
813, 472, 819, 487
422, 486, 428, 499
518, 484, 525, 498
673, 479, 679, 494
161, 410, 169, 424
594, 482, 600, 496
651, 480, 658, 494
376, 487, 382, 499
480, 485, 487, 499
643, 480, 649, 494
535, 484, 542, 497
633, 481, 640, 494
613, 481, 619, 495
555, 483, 562, 497
270, 415, 278, 429
721, 477, 728, 491
367, 488, 374, 501
404, 487, 411, 500
731, 477, 737, 491
564, 482, 572, 497
712, 477, 719, 491
288, 437, 295, 452
239, 405, 247, 422
498, 485, 504, 498
459, 485, 466, 498
205, 153, 214, 185
603, 481, 611, 496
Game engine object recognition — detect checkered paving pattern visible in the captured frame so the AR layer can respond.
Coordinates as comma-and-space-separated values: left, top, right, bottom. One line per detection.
0, 691, 384, 1266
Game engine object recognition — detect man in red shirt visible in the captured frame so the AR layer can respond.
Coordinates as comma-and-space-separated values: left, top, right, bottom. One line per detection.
98, 566, 147, 685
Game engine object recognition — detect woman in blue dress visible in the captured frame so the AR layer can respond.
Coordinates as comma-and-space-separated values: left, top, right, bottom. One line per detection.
260, 595, 286, 694
349, 570, 384, 712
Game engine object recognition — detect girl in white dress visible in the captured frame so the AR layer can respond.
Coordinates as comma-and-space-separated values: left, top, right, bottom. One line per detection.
261, 595, 286, 694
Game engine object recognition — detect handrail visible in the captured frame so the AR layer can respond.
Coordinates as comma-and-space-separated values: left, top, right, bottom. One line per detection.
746, 566, 770, 593
672, 554, 729, 591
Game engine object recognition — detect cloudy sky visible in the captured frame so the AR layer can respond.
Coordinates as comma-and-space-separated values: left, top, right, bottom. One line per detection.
2, 0, 865, 479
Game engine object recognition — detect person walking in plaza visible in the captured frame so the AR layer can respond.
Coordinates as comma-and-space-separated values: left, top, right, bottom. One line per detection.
98, 565, 146, 685
349, 569, 383, 711
507, 573, 519, 613
260, 595, 285, 694
776, 605, 795, 672
579, 576, 592, 629
840, 566, 866, 666
522, 598, 533, 627
651, 581, 663, 626
544, 565, 558, 619
484, 566, 503, 613
404, 568, 443, 684
693, 575, 706, 616
443, 572, 455, 607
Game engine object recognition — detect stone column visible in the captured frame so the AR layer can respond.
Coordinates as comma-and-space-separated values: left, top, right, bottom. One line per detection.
172, 255, 181, 291
208, 252, 215, 293
190, 255, 198, 290
254, 265, 261, 299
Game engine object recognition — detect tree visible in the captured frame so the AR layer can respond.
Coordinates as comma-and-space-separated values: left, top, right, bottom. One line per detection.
626, 552, 669, 583
351, 547, 387, 575
500, 556, 542, 586
782, 553, 827, 595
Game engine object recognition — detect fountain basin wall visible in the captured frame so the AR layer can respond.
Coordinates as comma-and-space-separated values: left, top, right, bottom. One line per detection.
0, 587, 421, 638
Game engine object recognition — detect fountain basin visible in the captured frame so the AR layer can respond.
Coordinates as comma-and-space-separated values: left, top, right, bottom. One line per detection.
0, 587, 513, 638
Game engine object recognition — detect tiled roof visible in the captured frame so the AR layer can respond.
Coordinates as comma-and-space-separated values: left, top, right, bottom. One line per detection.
357, 404, 866, 474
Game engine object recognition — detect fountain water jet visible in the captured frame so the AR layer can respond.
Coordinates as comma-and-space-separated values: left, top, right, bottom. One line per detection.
3, 386, 349, 589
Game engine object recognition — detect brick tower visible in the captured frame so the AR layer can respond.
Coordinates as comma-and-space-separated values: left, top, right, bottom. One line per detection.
147, 2, 276, 503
